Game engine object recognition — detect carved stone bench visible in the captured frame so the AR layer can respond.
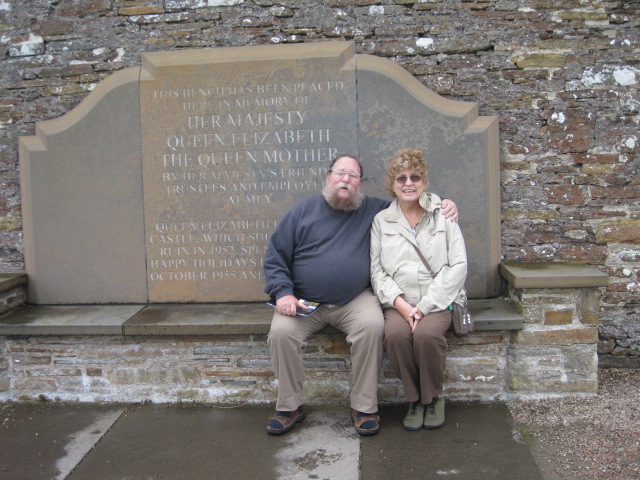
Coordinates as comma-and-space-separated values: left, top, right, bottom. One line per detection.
0, 262, 607, 403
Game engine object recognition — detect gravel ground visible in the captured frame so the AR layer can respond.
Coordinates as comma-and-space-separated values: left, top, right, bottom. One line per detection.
508, 368, 640, 480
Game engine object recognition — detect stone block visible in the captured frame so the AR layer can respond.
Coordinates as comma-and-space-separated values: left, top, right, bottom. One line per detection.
13, 378, 57, 391
26, 368, 82, 377
500, 262, 609, 289
302, 377, 351, 404
355, 53, 500, 298
512, 53, 566, 69
324, 336, 350, 355
544, 309, 574, 325
237, 358, 272, 369
557, 12, 608, 21
303, 358, 348, 370
19, 67, 146, 304
595, 219, 640, 244
13, 355, 51, 366
543, 185, 589, 206
507, 344, 598, 396
194, 345, 269, 356
512, 327, 598, 346
119, 6, 165, 15
578, 289, 601, 325
154, 367, 201, 384
107, 368, 147, 385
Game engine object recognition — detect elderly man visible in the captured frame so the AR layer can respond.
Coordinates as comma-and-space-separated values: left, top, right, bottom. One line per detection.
264, 154, 457, 436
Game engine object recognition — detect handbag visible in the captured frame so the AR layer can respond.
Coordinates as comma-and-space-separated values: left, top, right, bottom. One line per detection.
449, 301, 473, 336
410, 243, 473, 336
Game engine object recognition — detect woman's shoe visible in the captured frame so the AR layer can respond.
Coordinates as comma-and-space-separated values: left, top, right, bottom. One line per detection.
403, 402, 425, 431
423, 397, 445, 429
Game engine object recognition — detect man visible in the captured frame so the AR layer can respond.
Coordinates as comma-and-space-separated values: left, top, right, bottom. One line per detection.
264, 154, 457, 436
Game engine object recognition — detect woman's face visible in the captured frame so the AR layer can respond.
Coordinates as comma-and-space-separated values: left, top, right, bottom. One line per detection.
392, 169, 425, 203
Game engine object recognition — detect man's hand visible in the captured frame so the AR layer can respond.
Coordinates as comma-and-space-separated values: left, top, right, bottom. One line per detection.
441, 199, 458, 223
275, 295, 309, 316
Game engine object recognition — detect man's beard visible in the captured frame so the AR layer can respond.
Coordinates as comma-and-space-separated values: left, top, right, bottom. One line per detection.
322, 182, 364, 211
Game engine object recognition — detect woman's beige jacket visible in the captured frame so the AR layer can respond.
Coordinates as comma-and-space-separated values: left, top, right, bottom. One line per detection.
370, 192, 468, 315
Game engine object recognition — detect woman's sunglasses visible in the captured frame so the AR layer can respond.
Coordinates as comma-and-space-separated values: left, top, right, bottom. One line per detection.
395, 174, 422, 184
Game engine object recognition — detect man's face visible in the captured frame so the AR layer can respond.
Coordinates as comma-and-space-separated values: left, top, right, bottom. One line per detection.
322, 156, 363, 211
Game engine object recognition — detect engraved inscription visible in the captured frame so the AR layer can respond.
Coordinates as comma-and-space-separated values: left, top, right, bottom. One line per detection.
141, 60, 355, 302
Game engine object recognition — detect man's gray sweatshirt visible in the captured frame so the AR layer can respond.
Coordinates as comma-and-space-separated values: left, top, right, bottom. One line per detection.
264, 194, 390, 306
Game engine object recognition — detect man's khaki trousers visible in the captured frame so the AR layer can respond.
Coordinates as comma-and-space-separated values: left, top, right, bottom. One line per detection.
268, 288, 385, 413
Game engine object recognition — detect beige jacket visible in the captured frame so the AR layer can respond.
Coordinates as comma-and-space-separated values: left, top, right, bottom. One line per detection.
370, 192, 468, 315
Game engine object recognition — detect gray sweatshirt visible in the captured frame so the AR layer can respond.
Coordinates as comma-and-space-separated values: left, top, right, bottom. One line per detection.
264, 194, 390, 305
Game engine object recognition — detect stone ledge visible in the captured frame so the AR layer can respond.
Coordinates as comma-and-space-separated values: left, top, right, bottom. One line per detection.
0, 298, 523, 336
500, 261, 608, 289
0, 273, 27, 294
0, 305, 145, 335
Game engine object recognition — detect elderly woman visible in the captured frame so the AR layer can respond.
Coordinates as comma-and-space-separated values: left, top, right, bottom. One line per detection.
370, 148, 467, 431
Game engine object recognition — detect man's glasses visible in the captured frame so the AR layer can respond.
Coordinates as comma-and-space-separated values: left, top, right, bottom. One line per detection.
330, 169, 361, 180
396, 174, 422, 184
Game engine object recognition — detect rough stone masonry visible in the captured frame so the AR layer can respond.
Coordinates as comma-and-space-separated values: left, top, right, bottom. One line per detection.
0, 1, 638, 363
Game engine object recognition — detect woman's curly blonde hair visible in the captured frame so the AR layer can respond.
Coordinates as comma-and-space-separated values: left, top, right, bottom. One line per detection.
385, 148, 429, 197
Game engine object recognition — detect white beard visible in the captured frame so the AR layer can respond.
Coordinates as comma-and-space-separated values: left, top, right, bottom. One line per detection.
322, 182, 364, 211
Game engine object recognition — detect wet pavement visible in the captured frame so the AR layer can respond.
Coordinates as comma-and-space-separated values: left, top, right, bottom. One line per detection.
1, 401, 544, 480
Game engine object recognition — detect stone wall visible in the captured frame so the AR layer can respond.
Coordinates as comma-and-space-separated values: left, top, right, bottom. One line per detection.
1, 331, 512, 403
0, 281, 26, 318
0, 1, 638, 361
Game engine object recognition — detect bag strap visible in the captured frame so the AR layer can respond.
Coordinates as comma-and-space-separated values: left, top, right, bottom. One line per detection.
411, 239, 466, 308
411, 243, 436, 277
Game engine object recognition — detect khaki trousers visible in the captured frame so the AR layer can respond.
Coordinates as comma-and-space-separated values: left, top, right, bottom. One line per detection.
268, 288, 385, 413
383, 308, 452, 405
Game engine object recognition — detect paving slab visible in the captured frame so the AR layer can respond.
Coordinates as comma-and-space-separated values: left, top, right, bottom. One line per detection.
362, 403, 543, 480
0, 403, 125, 480
67, 404, 358, 480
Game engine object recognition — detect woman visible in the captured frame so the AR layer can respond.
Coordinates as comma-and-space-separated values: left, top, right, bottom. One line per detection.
370, 148, 467, 431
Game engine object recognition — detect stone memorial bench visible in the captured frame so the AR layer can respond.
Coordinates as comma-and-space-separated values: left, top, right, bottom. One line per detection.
0, 262, 607, 404
1, 43, 608, 403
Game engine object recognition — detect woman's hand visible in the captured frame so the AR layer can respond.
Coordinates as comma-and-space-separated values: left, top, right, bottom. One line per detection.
394, 297, 424, 332
407, 307, 423, 333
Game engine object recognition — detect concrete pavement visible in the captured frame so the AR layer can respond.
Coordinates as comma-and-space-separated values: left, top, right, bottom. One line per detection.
1, 401, 544, 480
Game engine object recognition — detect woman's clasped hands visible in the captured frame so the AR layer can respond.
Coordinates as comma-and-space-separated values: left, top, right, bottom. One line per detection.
394, 296, 424, 333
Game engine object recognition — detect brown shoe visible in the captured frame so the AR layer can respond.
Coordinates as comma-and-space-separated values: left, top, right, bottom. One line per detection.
266, 405, 305, 435
351, 409, 380, 436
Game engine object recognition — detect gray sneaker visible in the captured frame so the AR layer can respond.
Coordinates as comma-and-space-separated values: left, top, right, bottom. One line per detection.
403, 402, 425, 431
423, 398, 445, 429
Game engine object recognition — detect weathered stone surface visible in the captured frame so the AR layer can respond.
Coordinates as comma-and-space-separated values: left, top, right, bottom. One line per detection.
595, 219, 640, 245
20, 42, 500, 303
324, 337, 350, 355
512, 327, 598, 346
0, 1, 637, 360
512, 53, 566, 69
544, 309, 573, 326
0, 331, 520, 402
507, 344, 598, 396
578, 289, 601, 326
